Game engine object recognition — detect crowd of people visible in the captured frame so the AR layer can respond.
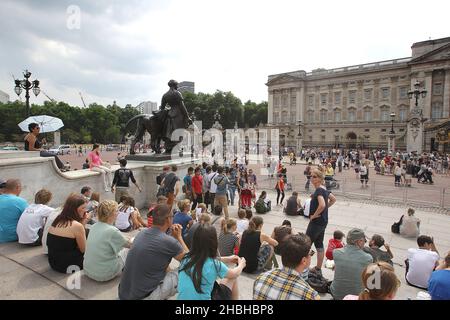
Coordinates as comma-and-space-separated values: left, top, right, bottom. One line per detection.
0, 146, 449, 301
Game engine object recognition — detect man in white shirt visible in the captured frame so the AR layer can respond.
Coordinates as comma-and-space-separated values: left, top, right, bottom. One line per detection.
405, 235, 440, 289
17, 189, 55, 246
207, 165, 218, 209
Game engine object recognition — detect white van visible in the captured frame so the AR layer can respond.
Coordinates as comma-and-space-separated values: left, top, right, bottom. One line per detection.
49, 145, 71, 155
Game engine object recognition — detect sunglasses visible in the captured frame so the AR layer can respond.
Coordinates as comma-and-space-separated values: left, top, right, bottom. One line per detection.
309, 249, 315, 257
311, 175, 318, 178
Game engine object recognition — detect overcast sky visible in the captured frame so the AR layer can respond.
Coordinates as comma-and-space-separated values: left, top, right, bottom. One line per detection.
1, 0, 449, 108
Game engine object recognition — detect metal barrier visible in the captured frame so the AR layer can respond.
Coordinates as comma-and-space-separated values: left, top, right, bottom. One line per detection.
254, 169, 449, 212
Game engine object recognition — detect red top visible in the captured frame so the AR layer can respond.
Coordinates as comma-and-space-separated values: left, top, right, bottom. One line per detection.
276, 179, 285, 191
326, 238, 344, 260
191, 174, 203, 194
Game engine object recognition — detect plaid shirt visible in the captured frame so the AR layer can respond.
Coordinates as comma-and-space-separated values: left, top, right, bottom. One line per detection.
253, 267, 320, 300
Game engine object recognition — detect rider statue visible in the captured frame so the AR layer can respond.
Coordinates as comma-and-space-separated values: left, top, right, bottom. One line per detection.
157, 79, 192, 153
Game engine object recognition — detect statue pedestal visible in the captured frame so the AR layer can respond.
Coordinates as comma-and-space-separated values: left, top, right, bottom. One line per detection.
125, 153, 195, 162
126, 155, 198, 202
407, 108, 425, 154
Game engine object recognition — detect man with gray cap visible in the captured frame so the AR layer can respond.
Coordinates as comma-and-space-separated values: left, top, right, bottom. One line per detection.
330, 228, 373, 300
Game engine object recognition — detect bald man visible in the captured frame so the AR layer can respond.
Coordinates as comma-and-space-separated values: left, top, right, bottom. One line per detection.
0, 179, 28, 243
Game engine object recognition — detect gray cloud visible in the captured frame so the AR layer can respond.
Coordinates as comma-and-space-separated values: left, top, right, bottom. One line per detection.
0, 0, 172, 105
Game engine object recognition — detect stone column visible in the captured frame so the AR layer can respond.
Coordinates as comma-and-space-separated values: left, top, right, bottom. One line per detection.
443, 69, 450, 117
268, 89, 274, 124
423, 71, 433, 119
297, 85, 304, 122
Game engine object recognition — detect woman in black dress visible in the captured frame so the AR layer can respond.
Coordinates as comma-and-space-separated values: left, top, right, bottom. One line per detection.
47, 194, 88, 273
24, 122, 64, 170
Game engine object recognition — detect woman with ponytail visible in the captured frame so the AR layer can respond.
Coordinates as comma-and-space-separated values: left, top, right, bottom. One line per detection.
343, 262, 400, 300
238, 216, 278, 273
218, 218, 240, 257
178, 225, 246, 300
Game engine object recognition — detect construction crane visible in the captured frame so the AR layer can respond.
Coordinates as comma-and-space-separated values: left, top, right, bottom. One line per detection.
41, 90, 56, 103
79, 92, 87, 108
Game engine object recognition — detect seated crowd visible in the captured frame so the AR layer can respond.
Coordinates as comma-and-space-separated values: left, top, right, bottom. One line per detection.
0, 173, 449, 301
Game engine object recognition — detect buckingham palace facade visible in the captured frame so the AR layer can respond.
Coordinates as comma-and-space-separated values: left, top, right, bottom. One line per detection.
266, 36, 450, 153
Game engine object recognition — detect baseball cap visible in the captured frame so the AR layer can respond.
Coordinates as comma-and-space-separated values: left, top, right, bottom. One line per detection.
347, 228, 367, 243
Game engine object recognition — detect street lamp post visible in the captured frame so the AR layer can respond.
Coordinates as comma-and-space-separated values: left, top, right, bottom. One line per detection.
14, 69, 40, 117
297, 120, 302, 153
389, 112, 396, 153
408, 80, 427, 108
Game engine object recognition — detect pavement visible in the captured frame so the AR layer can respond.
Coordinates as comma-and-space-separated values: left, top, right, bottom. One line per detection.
1, 192, 449, 300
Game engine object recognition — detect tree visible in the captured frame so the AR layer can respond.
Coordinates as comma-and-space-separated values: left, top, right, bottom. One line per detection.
0, 90, 267, 144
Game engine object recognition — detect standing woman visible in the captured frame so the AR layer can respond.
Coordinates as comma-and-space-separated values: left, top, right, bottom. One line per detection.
24, 123, 64, 170
88, 144, 113, 192
306, 169, 336, 271
238, 170, 251, 208
47, 194, 88, 273
275, 174, 285, 206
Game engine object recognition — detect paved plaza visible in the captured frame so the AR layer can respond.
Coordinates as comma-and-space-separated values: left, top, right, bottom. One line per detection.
1, 191, 449, 300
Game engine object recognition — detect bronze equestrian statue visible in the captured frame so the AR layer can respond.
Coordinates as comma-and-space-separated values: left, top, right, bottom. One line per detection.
123, 80, 192, 154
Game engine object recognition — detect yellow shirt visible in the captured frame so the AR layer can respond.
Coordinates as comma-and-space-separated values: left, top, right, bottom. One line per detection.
325, 167, 334, 177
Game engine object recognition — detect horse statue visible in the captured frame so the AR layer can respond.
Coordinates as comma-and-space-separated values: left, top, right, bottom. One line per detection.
123, 111, 165, 154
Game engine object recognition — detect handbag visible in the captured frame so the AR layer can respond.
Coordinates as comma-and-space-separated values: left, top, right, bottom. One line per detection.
391, 215, 403, 234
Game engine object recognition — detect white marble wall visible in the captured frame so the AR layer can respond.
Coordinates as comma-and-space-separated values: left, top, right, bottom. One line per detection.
0, 151, 195, 209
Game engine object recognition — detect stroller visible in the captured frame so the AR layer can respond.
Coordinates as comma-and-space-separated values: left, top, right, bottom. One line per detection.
239, 185, 254, 208
325, 177, 340, 190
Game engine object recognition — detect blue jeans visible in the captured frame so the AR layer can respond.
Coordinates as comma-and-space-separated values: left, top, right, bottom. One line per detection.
228, 186, 236, 205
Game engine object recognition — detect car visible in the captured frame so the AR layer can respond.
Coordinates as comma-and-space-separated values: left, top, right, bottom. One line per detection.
1, 146, 19, 150
106, 144, 120, 151
48, 145, 72, 155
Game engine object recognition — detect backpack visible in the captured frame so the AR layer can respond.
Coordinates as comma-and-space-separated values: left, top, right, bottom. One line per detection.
391, 215, 404, 234
307, 268, 331, 294
156, 173, 165, 186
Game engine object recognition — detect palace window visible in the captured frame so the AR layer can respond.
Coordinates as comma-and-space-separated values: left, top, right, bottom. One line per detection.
273, 113, 279, 124
399, 87, 407, 99
274, 95, 280, 108
290, 95, 297, 108
380, 107, 390, 121
348, 91, 356, 104
334, 110, 341, 122
348, 109, 356, 122
308, 111, 314, 122
320, 110, 327, 123
399, 107, 408, 121
282, 95, 288, 107
381, 87, 390, 100
364, 89, 372, 101
364, 108, 372, 121
308, 95, 314, 106
433, 83, 443, 95
431, 103, 443, 119
321, 94, 327, 106
334, 92, 341, 104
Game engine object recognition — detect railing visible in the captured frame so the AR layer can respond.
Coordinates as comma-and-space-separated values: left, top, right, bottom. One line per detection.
255, 173, 449, 212
305, 57, 412, 77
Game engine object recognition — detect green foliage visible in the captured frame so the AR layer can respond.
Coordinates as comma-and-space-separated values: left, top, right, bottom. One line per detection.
0, 90, 267, 144
0, 100, 138, 144
183, 91, 266, 129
